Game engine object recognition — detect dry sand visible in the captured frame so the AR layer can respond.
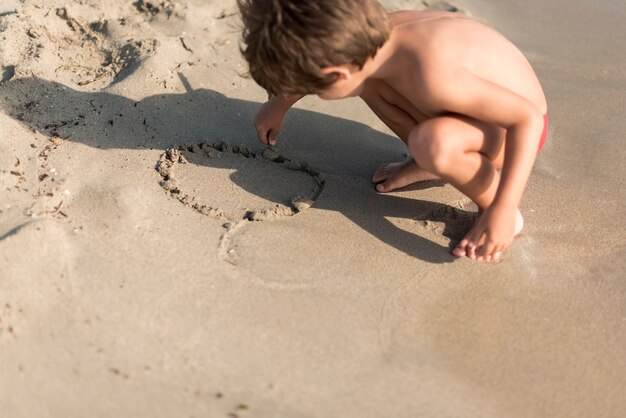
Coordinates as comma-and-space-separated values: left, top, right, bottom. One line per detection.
1, 0, 625, 417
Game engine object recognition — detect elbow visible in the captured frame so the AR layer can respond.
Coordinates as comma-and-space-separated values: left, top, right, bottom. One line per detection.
509, 107, 544, 134
514, 108, 545, 151
527, 109, 545, 142
528, 107, 544, 129
504, 108, 545, 152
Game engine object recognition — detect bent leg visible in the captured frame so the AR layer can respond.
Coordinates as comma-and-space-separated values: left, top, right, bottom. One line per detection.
409, 115, 505, 209
407, 115, 518, 262
359, 80, 439, 192
360, 80, 507, 193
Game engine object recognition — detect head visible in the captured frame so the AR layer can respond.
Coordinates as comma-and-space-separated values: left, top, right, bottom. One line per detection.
238, 0, 391, 98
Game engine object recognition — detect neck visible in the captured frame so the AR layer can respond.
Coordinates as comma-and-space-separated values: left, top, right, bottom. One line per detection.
362, 27, 399, 80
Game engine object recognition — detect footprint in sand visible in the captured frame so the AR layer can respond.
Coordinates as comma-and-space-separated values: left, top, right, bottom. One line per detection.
44, 8, 157, 87
155, 141, 326, 223
415, 199, 479, 245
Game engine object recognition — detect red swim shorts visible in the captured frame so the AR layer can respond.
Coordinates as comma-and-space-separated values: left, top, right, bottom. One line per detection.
537, 114, 549, 155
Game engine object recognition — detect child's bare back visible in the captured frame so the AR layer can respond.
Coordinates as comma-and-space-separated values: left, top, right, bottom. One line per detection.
238, 1, 548, 263
369, 11, 547, 115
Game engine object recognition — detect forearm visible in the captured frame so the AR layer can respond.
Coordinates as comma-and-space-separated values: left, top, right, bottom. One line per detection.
493, 111, 544, 208
270, 94, 304, 112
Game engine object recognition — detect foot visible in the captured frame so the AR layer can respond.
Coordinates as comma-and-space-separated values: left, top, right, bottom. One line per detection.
372, 160, 439, 193
452, 209, 524, 262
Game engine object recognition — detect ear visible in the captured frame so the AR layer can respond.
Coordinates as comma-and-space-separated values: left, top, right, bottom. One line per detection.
321, 66, 353, 81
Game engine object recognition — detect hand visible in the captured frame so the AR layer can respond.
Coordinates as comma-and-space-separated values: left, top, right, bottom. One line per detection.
254, 98, 287, 146
453, 204, 517, 262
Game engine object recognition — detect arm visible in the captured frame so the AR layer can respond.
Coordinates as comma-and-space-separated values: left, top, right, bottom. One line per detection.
433, 73, 543, 208
254, 94, 304, 145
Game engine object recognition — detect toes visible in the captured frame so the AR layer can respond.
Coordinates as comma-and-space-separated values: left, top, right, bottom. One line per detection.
376, 181, 391, 193
372, 174, 385, 184
454, 241, 502, 262
375, 174, 402, 192
476, 253, 493, 263
372, 171, 388, 184
467, 243, 478, 260
453, 239, 469, 257
481, 251, 502, 263
465, 231, 486, 260
452, 247, 466, 257
477, 241, 497, 258
372, 165, 390, 183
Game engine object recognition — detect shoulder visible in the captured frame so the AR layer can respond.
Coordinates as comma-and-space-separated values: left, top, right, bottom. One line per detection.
388, 10, 422, 25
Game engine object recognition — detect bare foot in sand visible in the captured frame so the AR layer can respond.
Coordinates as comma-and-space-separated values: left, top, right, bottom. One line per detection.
372, 159, 440, 193
452, 209, 524, 262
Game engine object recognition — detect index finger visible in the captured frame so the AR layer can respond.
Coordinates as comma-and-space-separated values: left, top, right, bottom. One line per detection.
256, 127, 270, 145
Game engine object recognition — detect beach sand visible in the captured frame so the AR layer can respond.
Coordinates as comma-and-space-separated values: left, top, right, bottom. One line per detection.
1, 0, 625, 416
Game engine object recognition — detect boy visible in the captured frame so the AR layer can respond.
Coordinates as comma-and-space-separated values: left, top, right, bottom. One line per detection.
237, 0, 548, 263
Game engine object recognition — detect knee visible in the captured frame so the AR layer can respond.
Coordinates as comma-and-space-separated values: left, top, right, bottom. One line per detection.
408, 119, 463, 173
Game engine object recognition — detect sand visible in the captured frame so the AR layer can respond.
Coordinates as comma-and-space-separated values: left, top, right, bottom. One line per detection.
1, 0, 625, 417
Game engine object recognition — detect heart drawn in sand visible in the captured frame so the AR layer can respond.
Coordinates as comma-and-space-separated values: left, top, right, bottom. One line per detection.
155, 141, 326, 222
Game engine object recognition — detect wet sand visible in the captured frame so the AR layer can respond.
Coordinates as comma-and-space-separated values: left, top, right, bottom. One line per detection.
1, 0, 625, 417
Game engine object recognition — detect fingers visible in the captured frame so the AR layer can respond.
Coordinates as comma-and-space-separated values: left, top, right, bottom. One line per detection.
255, 127, 280, 146
254, 99, 287, 146
268, 129, 278, 146
256, 127, 269, 145
256, 129, 278, 145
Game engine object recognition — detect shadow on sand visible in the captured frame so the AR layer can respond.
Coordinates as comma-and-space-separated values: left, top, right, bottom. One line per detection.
1, 76, 474, 263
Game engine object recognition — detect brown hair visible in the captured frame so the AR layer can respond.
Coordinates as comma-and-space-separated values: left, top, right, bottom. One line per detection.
238, 0, 391, 95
